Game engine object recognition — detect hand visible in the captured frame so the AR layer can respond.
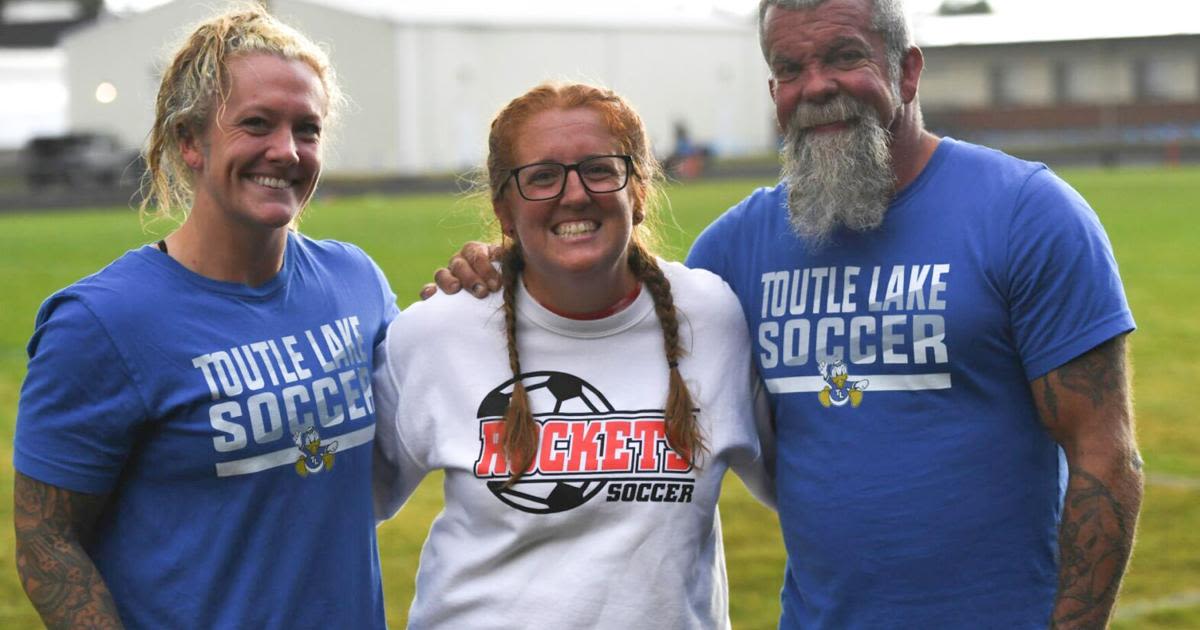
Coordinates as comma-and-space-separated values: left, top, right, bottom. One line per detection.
420, 241, 502, 300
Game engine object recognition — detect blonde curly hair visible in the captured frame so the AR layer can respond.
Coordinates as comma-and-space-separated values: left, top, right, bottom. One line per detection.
140, 4, 344, 225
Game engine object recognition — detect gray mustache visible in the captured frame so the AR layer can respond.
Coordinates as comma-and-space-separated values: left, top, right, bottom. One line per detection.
788, 96, 870, 132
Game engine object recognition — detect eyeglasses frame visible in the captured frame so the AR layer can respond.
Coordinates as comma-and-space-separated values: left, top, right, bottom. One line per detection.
503, 154, 637, 201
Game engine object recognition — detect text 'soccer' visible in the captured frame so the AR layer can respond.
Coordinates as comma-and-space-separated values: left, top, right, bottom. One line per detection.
473, 371, 696, 513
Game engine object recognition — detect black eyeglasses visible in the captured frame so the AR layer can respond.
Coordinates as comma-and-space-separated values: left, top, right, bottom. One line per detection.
505, 155, 634, 201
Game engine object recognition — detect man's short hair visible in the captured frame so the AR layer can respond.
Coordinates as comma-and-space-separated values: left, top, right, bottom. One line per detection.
757, 0, 912, 78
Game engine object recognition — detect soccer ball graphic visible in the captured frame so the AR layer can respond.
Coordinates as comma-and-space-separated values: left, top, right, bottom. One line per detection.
477, 371, 613, 514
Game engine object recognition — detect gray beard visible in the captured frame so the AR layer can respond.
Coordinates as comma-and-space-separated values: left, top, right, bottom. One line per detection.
780, 95, 895, 248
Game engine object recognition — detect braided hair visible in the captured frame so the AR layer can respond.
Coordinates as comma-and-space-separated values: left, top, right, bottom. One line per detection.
486, 82, 705, 485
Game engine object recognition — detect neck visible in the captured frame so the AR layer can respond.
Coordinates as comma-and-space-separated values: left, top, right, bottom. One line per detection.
521, 259, 640, 316
887, 104, 941, 191
164, 212, 289, 287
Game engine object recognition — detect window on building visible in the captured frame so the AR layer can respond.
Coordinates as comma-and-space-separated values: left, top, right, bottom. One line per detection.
1134, 56, 1182, 102
989, 64, 1016, 106
1052, 61, 1072, 104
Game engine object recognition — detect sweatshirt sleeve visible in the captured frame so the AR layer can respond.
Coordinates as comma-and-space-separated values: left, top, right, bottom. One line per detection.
371, 322, 429, 522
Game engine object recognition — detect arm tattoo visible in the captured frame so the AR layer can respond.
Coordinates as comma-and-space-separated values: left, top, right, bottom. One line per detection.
1039, 376, 1061, 428
1052, 470, 1133, 628
1034, 335, 1141, 629
13, 473, 123, 630
1054, 337, 1125, 409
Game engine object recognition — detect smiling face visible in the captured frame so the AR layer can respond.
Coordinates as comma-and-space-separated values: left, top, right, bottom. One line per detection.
765, 0, 904, 134
762, 0, 926, 246
181, 53, 326, 235
494, 107, 639, 309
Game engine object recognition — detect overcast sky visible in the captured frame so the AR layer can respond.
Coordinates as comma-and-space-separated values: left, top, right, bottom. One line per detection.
99, 0, 1200, 23
3, 0, 1197, 148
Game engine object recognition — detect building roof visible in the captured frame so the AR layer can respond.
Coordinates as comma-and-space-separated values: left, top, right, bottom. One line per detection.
0, 18, 94, 48
909, 0, 1200, 47
97, 0, 1200, 45
295, 0, 753, 31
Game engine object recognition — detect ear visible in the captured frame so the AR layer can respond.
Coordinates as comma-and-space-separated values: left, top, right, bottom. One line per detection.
178, 125, 205, 171
493, 198, 515, 239
898, 46, 924, 105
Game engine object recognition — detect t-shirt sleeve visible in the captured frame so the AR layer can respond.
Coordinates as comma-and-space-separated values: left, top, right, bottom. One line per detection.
373, 263, 400, 329
14, 295, 149, 494
685, 210, 735, 277
1007, 168, 1135, 380
351, 244, 400, 345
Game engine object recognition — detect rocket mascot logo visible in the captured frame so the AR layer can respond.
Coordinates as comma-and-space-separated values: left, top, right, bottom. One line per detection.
473, 371, 696, 514
817, 360, 869, 408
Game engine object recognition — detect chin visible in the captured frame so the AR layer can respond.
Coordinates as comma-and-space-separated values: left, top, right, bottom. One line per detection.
250, 202, 303, 226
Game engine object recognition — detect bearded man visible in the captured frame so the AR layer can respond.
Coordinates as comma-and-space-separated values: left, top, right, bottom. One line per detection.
432, 0, 1141, 627
686, 1, 1141, 627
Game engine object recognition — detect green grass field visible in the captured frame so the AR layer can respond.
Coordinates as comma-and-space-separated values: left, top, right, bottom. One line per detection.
0, 169, 1197, 627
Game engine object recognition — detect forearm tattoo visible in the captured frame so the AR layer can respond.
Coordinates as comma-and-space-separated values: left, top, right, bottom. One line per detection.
1035, 337, 1141, 629
13, 474, 122, 629
1052, 470, 1133, 628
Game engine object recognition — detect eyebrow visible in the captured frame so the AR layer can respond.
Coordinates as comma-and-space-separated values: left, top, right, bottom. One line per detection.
827, 35, 872, 54
522, 154, 612, 165
770, 34, 872, 66
230, 105, 322, 121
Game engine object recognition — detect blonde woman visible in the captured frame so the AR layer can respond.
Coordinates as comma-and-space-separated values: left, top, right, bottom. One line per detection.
14, 8, 395, 628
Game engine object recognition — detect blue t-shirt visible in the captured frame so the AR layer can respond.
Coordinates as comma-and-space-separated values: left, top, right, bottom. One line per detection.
687, 138, 1134, 628
15, 232, 399, 629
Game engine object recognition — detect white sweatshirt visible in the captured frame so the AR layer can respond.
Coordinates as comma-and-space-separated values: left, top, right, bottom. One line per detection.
373, 261, 773, 630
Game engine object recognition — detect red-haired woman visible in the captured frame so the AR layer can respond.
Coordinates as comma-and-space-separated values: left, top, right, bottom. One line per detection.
373, 82, 773, 629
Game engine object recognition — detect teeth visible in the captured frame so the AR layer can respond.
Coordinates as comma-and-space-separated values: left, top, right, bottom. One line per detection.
553, 221, 598, 236
250, 176, 290, 189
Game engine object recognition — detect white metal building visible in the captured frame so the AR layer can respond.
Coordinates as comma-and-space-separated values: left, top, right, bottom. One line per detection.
61, 0, 773, 176
55, 0, 1200, 174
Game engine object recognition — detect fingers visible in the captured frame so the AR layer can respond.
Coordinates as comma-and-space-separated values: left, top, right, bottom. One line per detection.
433, 267, 462, 295
463, 242, 501, 292
430, 241, 503, 300
447, 254, 489, 297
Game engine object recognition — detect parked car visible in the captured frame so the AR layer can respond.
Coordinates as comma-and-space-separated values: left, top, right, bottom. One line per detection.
22, 133, 141, 190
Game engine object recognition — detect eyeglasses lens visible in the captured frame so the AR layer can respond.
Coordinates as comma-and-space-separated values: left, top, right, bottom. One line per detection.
516, 156, 629, 200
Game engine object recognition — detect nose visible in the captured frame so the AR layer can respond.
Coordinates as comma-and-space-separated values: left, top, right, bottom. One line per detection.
265, 129, 300, 166
798, 66, 838, 104
559, 168, 590, 207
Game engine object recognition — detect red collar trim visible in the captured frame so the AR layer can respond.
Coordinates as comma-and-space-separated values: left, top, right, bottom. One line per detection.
540, 284, 642, 320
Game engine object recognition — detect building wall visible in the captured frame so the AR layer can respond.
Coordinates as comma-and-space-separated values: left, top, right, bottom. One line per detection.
920, 35, 1200, 112
387, 23, 771, 175
0, 48, 66, 148
918, 33, 1200, 159
272, 0, 400, 174
62, 1, 401, 174
63, 0, 771, 176
63, 2, 219, 154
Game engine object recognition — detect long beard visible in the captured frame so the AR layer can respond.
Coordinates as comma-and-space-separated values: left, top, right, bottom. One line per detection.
780, 95, 895, 248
